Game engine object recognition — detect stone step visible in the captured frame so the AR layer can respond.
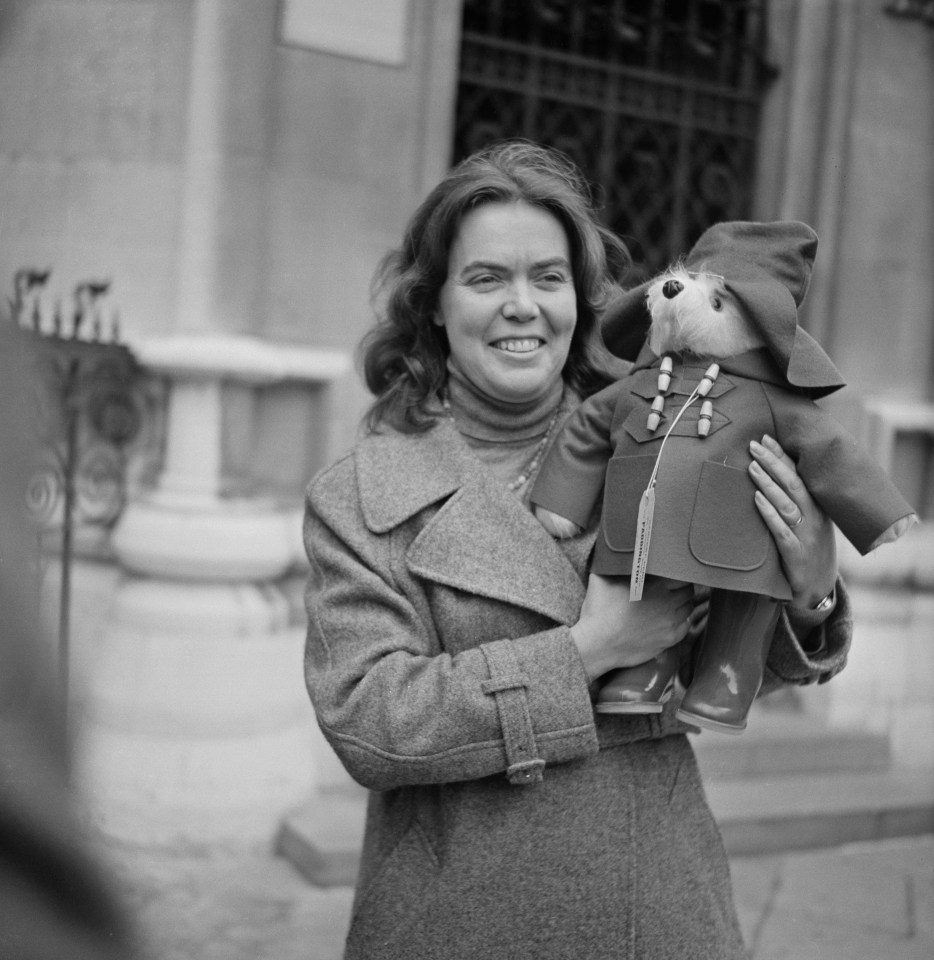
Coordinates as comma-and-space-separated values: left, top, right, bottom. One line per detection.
276, 792, 367, 889
691, 711, 892, 781
707, 766, 934, 857
276, 764, 934, 888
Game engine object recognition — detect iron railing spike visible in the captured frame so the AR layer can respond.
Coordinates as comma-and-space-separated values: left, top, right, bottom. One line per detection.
8, 268, 139, 704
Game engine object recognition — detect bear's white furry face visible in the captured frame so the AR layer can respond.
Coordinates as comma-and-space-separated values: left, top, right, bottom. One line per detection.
644, 266, 765, 359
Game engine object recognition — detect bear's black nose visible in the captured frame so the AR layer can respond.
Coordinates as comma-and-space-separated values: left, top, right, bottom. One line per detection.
662, 279, 683, 299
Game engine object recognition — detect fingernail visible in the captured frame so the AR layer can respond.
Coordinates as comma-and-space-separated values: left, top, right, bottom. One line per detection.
749, 460, 763, 475
750, 440, 765, 456
762, 434, 779, 451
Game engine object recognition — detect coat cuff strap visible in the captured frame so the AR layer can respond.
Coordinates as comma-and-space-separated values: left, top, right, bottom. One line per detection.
480, 641, 545, 786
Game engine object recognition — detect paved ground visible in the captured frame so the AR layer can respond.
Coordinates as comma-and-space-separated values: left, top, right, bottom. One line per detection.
108, 845, 353, 960
732, 837, 933, 960
105, 834, 933, 960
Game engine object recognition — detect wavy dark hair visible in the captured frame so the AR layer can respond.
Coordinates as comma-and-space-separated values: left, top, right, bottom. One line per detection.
360, 139, 632, 432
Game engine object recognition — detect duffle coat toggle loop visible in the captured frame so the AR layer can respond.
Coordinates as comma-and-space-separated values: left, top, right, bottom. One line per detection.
696, 363, 720, 437
646, 357, 720, 436
646, 356, 674, 432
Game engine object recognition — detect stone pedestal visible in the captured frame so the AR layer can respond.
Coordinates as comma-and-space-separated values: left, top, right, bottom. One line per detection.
76, 334, 351, 850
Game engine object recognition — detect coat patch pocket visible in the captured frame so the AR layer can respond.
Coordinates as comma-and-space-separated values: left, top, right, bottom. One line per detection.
602, 454, 659, 553
689, 460, 768, 570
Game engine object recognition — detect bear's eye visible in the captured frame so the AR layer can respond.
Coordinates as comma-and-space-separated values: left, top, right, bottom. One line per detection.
711, 295, 723, 311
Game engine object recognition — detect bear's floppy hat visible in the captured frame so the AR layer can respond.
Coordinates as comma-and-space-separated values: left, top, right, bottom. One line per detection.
602, 220, 846, 398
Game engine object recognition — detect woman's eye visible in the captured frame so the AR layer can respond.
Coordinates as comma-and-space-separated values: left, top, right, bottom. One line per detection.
468, 274, 498, 288
538, 272, 568, 286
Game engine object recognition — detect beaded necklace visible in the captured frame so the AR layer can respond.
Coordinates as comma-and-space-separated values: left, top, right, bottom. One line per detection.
441, 391, 565, 492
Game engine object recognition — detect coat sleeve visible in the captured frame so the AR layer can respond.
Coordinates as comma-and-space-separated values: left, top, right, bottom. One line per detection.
303, 464, 600, 793
761, 575, 852, 694
530, 381, 628, 529
763, 384, 917, 554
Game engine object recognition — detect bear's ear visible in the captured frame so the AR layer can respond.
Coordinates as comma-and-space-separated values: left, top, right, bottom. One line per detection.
729, 276, 845, 397
601, 282, 653, 360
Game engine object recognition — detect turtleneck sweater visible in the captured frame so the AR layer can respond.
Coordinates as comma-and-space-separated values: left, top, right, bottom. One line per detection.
444, 359, 570, 500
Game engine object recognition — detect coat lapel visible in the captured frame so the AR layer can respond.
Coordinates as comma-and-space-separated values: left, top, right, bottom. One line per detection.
356, 419, 587, 625
356, 421, 466, 533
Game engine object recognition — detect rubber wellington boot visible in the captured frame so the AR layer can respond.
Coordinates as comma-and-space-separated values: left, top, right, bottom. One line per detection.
595, 646, 680, 714
675, 589, 780, 734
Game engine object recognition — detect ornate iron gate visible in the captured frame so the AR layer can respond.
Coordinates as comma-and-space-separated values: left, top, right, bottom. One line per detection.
6, 269, 146, 697
453, 0, 774, 276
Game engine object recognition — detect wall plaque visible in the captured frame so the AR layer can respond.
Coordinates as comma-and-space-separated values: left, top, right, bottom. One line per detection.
279, 0, 410, 66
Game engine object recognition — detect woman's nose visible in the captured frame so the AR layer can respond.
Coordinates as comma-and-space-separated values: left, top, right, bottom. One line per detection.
502, 283, 539, 320
662, 279, 684, 299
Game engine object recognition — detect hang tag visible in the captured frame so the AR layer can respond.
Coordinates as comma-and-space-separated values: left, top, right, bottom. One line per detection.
628, 375, 704, 602
630, 484, 655, 601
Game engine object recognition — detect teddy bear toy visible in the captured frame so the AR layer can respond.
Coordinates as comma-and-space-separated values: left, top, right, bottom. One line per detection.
530, 220, 917, 734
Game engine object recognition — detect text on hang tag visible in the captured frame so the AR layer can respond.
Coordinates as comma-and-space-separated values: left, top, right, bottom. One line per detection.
630, 484, 655, 601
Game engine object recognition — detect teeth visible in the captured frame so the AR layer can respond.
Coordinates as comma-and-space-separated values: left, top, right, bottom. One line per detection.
494, 339, 540, 353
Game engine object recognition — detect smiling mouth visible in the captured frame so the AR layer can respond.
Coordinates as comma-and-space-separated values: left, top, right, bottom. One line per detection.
492, 338, 543, 353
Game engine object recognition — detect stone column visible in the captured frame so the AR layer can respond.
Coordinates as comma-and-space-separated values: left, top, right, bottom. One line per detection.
78, 336, 351, 849
67, 0, 349, 849
174, 0, 278, 336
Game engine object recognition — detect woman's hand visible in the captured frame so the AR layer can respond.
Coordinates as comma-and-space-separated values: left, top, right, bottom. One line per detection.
749, 434, 837, 609
570, 574, 694, 683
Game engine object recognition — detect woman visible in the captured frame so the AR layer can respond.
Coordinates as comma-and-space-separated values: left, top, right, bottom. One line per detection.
303, 141, 849, 960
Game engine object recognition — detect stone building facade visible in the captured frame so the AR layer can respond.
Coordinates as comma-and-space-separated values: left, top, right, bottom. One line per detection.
0, 0, 931, 847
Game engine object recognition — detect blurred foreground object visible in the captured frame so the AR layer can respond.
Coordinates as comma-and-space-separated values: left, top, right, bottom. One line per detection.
7, 269, 141, 696
0, 293, 140, 958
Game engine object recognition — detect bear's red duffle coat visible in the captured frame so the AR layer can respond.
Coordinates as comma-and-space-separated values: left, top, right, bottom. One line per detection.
530, 344, 915, 595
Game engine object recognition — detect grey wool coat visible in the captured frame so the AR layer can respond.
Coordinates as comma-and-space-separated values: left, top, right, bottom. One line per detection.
303, 415, 852, 960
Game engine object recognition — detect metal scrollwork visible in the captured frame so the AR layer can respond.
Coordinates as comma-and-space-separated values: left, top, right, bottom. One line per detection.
25, 453, 64, 528
884, 0, 934, 26
6, 268, 143, 690
531, 0, 568, 26
75, 446, 127, 526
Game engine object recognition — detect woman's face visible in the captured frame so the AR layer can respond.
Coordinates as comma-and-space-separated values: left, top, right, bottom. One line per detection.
434, 201, 577, 404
